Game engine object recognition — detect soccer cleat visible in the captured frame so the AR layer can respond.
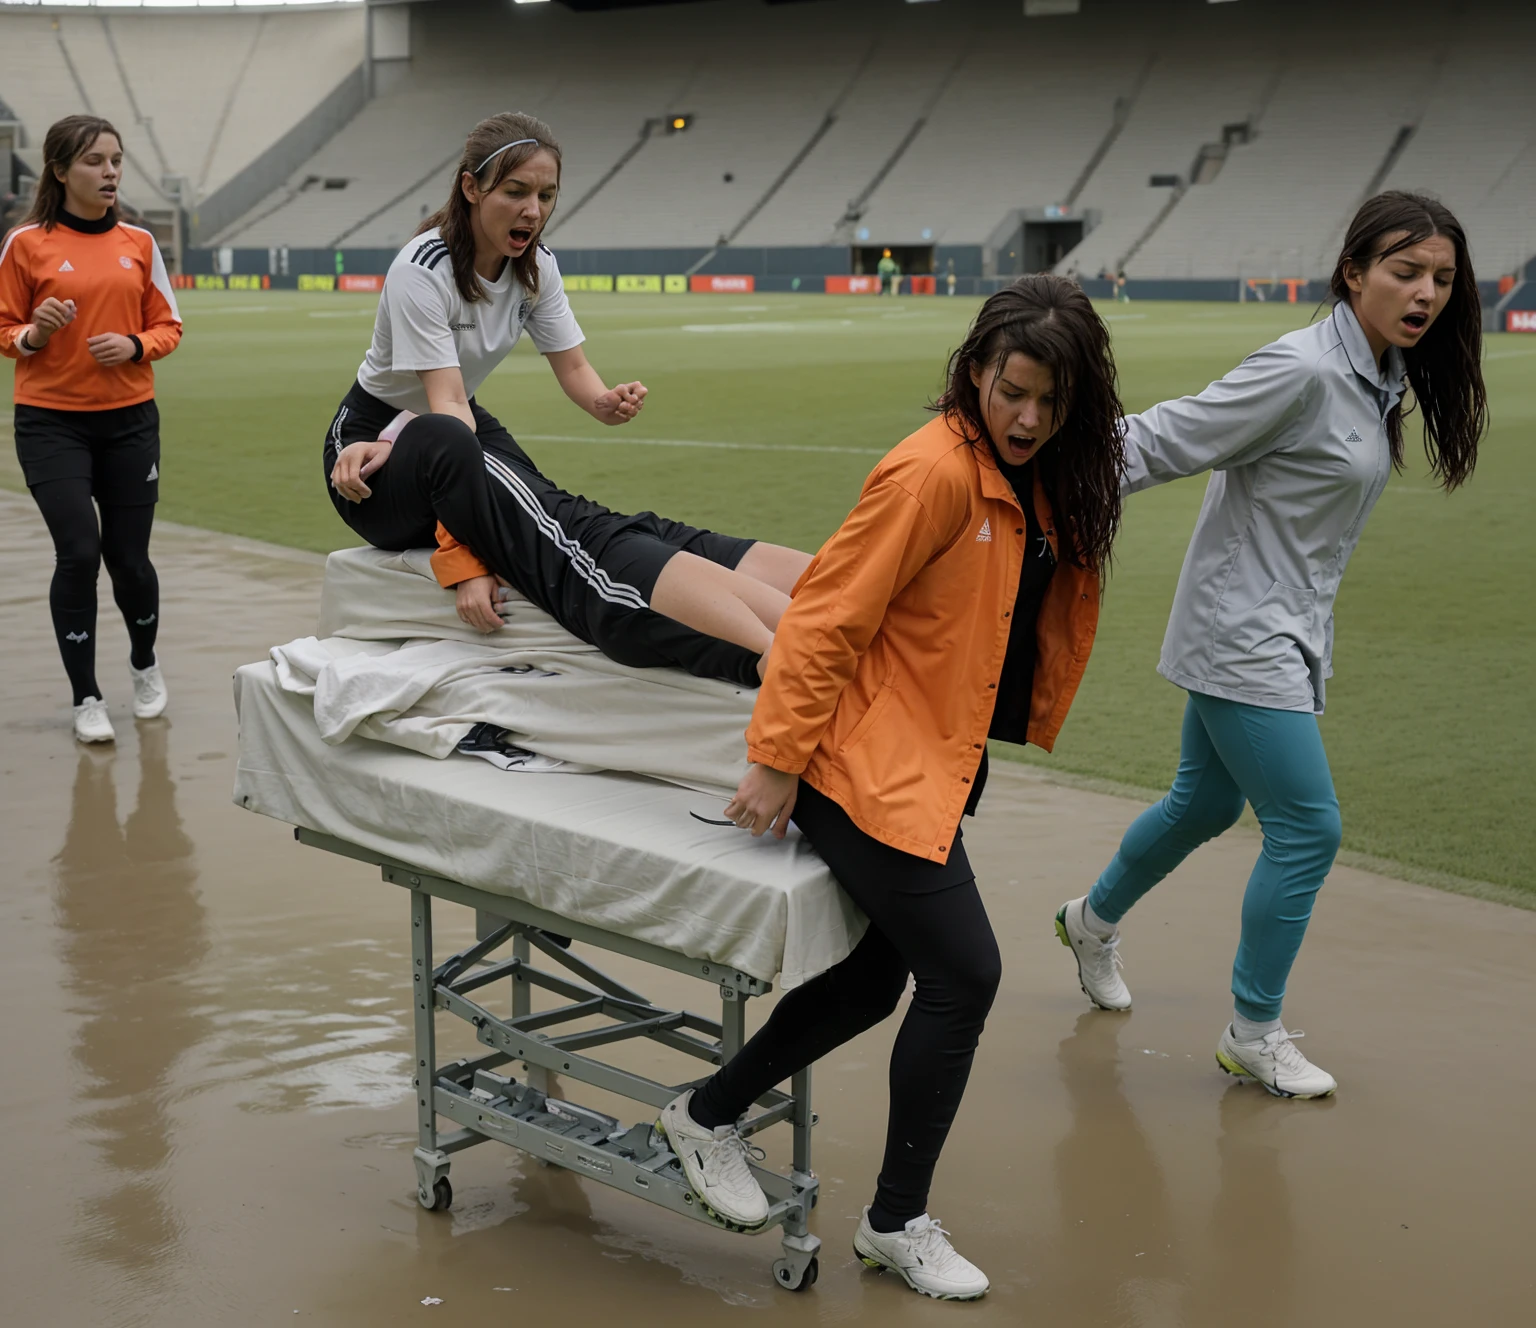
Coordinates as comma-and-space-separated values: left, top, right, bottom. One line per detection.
853, 1208, 990, 1301
129, 659, 169, 719
73, 697, 116, 744
1055, 897, 1132, 1011
1215, 1024, 1337, 1099
657, 1090, 771, 1230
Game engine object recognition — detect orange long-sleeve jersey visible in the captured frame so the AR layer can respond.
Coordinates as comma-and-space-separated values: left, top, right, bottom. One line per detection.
0, 216, 182, 410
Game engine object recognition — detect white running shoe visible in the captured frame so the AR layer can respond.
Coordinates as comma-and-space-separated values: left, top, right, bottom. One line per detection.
657, 1090, 771, 1229
1055, 896, 1132, 1011
853, 1208, 990, 1301
73, 696, 116, 744
129, 659, 169, 719
1215, 1024, 1337, 1099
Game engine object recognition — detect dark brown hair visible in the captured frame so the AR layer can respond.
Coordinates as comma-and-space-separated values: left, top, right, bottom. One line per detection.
1330, 191, 1486, 489
23, 115, 122, 230
418, 112, 561, 305
936, 274, 1125, 577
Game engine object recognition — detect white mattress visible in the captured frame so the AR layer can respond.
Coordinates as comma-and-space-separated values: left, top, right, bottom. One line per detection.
233, 661, 863, 988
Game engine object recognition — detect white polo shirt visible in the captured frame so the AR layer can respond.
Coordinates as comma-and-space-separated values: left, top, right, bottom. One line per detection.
355, 229, 584, 414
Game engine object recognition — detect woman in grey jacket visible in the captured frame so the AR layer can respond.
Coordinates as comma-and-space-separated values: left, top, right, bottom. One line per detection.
1055, 192, 1488, 1098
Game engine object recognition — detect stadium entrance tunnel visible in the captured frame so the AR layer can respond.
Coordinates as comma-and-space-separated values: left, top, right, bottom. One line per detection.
998, 221, 1085, 275
852, 244, 934, 276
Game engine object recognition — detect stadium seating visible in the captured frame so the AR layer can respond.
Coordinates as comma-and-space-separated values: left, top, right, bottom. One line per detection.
3, 0, 1531, 279
0, 7, 363, 205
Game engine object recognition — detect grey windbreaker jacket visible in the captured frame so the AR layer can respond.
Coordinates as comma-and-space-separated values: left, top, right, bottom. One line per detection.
1122, 302, 1407, 714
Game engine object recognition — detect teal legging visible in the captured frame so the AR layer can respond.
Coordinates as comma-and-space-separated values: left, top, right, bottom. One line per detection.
1087, 692, 1342, 1021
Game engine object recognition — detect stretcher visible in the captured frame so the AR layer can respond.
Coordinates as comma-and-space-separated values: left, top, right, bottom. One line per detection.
233, 653, 864, 1291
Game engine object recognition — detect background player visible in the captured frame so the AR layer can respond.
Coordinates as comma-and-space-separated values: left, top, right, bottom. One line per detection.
0, 114, 182, 743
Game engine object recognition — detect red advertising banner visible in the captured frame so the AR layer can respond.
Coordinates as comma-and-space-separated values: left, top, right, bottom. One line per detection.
1507, 310, 1536, 332
690, 274, 755, 293
909, 275, 936, 295
339, 273, 385, 293
826, 275, 881, 294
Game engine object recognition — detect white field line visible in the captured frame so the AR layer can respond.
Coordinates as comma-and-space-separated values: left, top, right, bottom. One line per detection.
521, 432, 884, 457
1486, 346, 1536, 360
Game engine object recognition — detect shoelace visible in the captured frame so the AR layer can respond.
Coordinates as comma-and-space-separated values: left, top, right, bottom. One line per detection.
1089, 933, 1125, 978
707, 1128, 766, 1184
1260, 1028, 1310, 1071
907, 1216, 967, 1272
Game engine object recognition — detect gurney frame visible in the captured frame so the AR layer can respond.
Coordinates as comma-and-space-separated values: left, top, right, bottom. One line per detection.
295, 828, 823, 1292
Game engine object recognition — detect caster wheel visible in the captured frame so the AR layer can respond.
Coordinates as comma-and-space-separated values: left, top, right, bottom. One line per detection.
421, 1177, 452, 1211
773, 1255, 818, 1292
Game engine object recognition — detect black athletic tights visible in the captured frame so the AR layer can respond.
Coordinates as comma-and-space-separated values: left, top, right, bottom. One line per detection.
31, 478, 159, 705
690, 814, 1002, 1233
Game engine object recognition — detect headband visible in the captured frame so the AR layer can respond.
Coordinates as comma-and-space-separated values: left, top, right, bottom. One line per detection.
474, 138, 540, 174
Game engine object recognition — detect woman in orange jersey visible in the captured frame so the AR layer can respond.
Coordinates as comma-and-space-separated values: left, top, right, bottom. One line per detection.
1, 115, 182, 743
653, 276, 1125, 1300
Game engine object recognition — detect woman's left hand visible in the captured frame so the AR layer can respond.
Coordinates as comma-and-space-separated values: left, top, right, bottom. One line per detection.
724, 764, 799, 839
592, 380, 647, 425
86, 333, 137, 367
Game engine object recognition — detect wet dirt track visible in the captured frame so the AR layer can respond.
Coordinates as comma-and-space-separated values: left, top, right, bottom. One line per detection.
2, 487, 1532, 1327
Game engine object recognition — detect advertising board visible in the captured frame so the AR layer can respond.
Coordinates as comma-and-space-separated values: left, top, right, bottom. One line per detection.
1507, 310, 1536, 332
690, 274, 756, 293
339, 274, 384, 293
616, 274, 663, 293
825, 275, 882, 294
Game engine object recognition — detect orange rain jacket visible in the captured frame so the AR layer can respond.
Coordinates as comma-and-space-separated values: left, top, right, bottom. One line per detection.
0, 219, 182, 410
747, 413, 1101, 863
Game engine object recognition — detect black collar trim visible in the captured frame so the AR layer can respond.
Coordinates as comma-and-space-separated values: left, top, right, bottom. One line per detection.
57, 209, 117, 236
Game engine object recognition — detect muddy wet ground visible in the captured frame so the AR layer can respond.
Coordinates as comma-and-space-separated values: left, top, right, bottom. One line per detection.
2, 487, 1532, 1326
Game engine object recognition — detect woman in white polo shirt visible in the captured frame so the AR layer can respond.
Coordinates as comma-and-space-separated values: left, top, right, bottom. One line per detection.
325, 112, 807, 686
1054, 192, 1488, 1098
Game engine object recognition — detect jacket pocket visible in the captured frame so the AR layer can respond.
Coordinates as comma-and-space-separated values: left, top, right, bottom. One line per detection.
837, 659, 898, 755
1218, 579, 1319, 658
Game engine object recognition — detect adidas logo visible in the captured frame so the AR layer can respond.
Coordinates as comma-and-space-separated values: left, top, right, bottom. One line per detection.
1344, 428, 1363, 443
65, 630, 89, 643
976, 518, 993, 543
146, 463, 158, 481
59, 259, 74, 272
135, 614, 156, 626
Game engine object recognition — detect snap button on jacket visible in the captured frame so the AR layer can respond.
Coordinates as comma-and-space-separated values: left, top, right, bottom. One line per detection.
746, 413, 1100, 863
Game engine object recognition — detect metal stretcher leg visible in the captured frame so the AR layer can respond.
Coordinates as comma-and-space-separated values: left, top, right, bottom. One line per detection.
773, 1065, 821, 1290
411, 889, 453, 1211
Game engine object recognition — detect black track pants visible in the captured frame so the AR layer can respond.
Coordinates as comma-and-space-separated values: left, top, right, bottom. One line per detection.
326, 407, 762, 688
30, 478, 159, 704
690, 788, 1002, 1231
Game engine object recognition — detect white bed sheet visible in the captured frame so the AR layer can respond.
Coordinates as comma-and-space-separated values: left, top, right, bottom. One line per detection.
234, 661, 863, 988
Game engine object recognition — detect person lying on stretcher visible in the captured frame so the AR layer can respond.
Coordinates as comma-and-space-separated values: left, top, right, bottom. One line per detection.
324, 111, 808, 688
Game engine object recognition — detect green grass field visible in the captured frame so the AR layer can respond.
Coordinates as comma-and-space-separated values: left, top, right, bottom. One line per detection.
3, 291, 1533, 898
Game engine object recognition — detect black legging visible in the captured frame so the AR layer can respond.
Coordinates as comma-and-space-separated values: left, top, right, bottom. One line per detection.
31, 478, 158, 705
690, 793, 1002, 1232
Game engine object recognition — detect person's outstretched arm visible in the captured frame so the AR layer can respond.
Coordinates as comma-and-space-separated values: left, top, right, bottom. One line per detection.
1121, 340, 1316, 496
544, 345, 647, 425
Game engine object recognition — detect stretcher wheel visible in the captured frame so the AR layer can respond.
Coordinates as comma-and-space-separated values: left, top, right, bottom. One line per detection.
773, 1255, 818, 1292
424, 1177, 453, 1212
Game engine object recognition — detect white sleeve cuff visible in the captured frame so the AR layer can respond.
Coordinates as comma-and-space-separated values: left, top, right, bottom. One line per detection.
14, 326, 37, 357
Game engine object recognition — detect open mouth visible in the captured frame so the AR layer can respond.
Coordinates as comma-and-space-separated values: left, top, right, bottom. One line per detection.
508, 227, 533, 248
1402, 311, 1428, 333
1004, 434, 1038, 460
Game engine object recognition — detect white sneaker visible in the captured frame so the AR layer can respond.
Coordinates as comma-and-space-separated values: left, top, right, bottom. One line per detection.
129, 659, 168, 719
1215, 1024, 1337, 1099
1055, 896, 1131, 1011
73, 696, 116, 744
657, 1090, 771, 1230
853, 1208, 990, 1301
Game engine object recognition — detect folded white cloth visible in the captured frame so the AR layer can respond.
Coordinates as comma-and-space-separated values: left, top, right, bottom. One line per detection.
271, 548, 758, 797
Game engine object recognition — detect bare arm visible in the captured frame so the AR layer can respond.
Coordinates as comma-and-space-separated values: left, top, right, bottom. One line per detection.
419, 365, 477, 432
544, 345, 647, 425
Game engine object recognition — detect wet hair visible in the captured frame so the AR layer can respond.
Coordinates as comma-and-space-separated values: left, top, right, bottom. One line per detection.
419, 112, 561, 305
22, 115, 122, 231
935, 274, 1124, 578
1329, 191, 1486, 490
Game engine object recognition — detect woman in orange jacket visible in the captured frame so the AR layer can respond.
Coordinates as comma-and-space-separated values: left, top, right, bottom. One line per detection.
655, 276, 1125, 1300
0, 115, 182, 743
